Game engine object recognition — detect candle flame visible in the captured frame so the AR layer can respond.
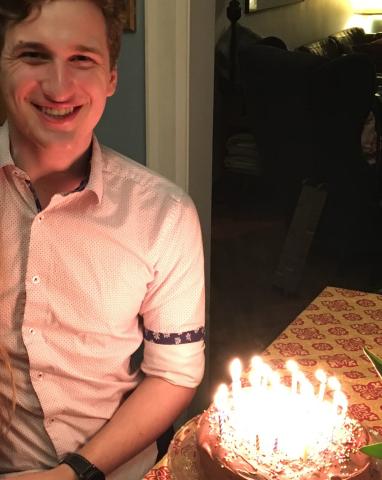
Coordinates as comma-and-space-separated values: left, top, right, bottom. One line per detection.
316, 369, 328, 402
214, 358, 350, 465
250, 355, 263, 369
315, 369, 327, 383
229, 358, 242, 382
286, 359, 298, 372
214, 383, 229, 411
328, 376, 341, 391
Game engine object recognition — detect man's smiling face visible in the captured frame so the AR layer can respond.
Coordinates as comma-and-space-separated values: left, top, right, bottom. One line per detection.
0, 0, 117, 153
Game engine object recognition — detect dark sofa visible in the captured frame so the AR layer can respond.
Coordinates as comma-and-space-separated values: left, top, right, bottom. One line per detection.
237, 41, 376, 208
214, 24, 382, 288
296, 27, 381, 56
295, 27, 382, 73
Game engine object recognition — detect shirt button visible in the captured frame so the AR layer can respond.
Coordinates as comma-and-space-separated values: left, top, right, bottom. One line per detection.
32, 275, 40, 284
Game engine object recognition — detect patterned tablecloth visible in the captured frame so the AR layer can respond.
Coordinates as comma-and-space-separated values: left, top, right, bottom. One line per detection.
143, 286, 382, 479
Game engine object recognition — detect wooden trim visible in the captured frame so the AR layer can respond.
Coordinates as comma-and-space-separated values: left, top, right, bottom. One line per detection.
124, 0, 136, 32
245, 0, 303, 13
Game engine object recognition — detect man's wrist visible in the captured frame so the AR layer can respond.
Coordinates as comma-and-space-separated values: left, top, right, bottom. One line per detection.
56, 462, 78, 480
59, 453, 105, 480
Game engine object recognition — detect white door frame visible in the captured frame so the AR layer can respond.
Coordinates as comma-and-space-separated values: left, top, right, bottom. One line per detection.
145, 0, 215, 415
144, 1, 189, 190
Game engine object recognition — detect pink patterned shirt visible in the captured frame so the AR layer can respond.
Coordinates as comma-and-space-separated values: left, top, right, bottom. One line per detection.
0, 123, 205, 475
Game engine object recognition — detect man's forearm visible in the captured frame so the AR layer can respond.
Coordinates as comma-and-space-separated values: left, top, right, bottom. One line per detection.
77, 376, 195, 475
3, 377, 196, 480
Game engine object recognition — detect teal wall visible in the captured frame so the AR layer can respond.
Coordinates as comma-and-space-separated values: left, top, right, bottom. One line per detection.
96, 1, 146, 165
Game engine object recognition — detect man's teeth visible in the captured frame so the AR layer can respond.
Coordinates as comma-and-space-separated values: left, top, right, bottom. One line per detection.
40, 106, 75, 117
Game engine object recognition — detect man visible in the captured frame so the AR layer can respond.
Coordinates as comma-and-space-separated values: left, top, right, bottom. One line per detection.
0, 1, 205, 479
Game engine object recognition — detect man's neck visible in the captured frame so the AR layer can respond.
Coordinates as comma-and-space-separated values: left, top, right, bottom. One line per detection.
8, 127, 92, 209
9, 129, 92, 184
13, 146, 91, 184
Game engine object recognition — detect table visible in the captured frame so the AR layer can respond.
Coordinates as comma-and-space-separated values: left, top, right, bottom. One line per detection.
143, 286, 382, 479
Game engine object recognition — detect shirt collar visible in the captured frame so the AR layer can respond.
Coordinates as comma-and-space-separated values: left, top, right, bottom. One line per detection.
87, 134, 104, 204
0, 122, 15, 169
0, 122, 104, 204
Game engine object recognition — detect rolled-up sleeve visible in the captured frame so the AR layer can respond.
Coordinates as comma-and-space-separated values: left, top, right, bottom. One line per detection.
139, 193, 205, 388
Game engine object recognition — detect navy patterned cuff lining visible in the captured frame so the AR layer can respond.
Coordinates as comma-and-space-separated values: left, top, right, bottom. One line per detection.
144, 326, 205, 345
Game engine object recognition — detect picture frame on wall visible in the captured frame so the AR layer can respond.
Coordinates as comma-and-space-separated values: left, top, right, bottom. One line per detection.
124, 0, 136, 32
245, 0, 303, 13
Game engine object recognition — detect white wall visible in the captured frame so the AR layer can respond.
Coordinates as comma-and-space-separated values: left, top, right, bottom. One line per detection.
216, 0, 354, 49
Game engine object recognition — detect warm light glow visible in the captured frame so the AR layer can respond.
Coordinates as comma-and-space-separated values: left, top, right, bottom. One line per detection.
249, 0, 258, 11
352, 0, 382, 14
229, 358, 242, 383
315, 368, 327, 402
214, 383, 229, 413
286, 359, 299, 394
213, 358, 352, 474
346, 13, 382, 33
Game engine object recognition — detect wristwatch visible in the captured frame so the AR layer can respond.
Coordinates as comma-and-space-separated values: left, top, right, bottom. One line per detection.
59, 452, 105, 480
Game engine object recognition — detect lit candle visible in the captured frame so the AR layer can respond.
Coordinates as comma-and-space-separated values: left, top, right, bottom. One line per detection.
217, 357, 350, 465
334, 391, 348, 421
249, 355, 263, 390
229, 358, 242, 407
286, 359, 299, 395
315, 369, 327, 402
296, 370, 307, 396
214, 383, 229, 435
270, 371, 281, 390
328, 375, 340, 392
300, 375, 314, 399
261, 363, 273, 389
328, 376, 342, 421
214, 383, 229, 412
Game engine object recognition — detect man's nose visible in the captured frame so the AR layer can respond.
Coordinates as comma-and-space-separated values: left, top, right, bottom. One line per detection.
41, 62, 75, 102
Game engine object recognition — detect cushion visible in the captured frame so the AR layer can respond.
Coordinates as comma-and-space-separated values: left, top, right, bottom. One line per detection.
353, 39, 382, 72
330, 27, 367, 54
257, 36, 287, 50
355, 38, 382, 52
296, 37, 339, 59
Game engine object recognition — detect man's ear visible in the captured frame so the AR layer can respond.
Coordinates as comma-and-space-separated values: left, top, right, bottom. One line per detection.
107, 68, 118, 97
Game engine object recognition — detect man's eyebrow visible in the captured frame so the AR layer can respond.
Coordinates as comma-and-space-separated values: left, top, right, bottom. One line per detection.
11, 42, 102, 56
12, 41, 50, 53
74, 45, 103, 56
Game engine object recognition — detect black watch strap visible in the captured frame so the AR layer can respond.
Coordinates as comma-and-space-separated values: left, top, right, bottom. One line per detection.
60, 452, 105, 480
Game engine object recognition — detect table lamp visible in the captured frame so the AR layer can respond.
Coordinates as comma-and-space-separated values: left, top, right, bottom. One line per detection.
352, 0, 382, 33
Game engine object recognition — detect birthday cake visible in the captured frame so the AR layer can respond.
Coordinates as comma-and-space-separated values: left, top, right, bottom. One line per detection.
195, 358, 372, 480
196, 403, 371, 480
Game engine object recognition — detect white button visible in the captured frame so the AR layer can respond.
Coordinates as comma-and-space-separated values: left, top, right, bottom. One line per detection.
32, 275, 40, 284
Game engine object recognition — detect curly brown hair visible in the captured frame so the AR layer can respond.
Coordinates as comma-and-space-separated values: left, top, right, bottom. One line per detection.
0, 0, 126, 68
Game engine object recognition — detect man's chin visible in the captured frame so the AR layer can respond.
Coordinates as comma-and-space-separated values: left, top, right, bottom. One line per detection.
25, 128, 92, 152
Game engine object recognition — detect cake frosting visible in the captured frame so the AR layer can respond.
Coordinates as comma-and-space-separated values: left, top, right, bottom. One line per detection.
196, 401, 371, 480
